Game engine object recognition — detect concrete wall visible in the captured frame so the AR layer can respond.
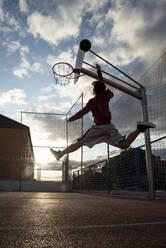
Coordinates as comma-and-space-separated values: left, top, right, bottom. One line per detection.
0, 128, 35, 180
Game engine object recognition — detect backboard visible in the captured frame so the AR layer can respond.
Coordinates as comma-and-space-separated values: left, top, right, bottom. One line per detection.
74, 48, 85, 84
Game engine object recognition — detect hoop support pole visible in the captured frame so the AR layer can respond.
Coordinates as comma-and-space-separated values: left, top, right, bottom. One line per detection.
89, 49, 142, 88
141, 87, 155, 199
83, 61, 139, 90
81, 68, 142, 100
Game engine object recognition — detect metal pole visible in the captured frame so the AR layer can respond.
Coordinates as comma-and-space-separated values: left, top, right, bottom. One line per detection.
89, 49, 142, 88
21, 111, 22, 123
106, 144, 110, 194
66, 94, 83, 115
83, 61, 139, 90
107, 144, 110, 160
140, 87, 155, 199
80, 93, 83, 192
81, 93, 83, 174
81, 68, 142, 100
66, 114, 69, 148
66, 114, 69, 179
21, 111, 65, 116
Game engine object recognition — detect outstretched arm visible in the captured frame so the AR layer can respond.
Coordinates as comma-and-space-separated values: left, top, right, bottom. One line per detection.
68, 101, 92, 122
96, 64, 114, 98
96, 64, 103, 81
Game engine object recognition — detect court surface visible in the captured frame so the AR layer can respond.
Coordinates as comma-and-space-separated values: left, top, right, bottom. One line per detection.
0, 192, 166, 248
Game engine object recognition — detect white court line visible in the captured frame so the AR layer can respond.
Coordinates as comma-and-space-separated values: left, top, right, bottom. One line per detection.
0, 221, 166, 230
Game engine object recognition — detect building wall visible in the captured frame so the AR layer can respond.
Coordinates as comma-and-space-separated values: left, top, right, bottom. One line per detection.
0, 127, 35, 180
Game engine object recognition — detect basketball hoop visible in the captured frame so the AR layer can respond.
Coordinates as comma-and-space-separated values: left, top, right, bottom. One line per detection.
52, 62, 81, 86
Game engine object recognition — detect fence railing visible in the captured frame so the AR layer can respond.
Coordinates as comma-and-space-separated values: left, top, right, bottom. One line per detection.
72, 145, 166, 195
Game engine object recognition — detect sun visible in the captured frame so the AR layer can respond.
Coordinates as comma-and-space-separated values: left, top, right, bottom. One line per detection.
34, 147, 55, 163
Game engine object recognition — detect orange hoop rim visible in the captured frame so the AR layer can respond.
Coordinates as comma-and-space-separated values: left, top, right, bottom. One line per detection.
52, 62, 75, 77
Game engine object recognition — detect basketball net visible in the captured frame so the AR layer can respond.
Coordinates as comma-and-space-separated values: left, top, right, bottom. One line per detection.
52, 62, 80, 86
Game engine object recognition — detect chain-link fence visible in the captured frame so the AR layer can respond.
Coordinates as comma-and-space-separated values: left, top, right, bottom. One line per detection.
140, 51, 166, 193
72, 52, 166, 198
1, 52, 166, 196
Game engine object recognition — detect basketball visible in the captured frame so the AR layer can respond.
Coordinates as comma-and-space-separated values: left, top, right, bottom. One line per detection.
79, 39, 91, 52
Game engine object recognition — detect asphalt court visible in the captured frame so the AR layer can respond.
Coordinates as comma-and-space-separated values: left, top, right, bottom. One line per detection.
0, 192, 166, 247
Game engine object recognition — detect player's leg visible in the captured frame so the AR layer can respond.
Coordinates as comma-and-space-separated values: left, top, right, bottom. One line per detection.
50, 141, 83, 161
50, 126, 96, 161
118, 121, 156, 149
118, 129, 140, 149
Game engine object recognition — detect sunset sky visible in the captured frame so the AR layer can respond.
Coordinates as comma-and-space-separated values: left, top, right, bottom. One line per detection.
1, 0, 166, 167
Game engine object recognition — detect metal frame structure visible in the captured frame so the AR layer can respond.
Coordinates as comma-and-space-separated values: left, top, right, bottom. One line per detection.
78, 48, 155, 199
19, 43, 156, 198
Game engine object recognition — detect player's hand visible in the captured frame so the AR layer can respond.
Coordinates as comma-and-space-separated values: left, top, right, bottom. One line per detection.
67, 117, 73, 122
96, 64, 103, 80
96, 64, 101, 70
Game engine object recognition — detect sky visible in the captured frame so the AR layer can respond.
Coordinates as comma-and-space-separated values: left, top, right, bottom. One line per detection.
1, 0, 166, 168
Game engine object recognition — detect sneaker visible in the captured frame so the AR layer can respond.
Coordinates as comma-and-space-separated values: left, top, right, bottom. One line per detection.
50, 148, 62, 161
137, 121, 156, 133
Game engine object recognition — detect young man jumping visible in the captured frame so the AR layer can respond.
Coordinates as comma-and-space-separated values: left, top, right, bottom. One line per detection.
50, 64, 155, 161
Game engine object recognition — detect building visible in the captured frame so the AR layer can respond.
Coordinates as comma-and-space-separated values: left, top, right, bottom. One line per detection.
0, 114, 35, 180
153, 156, 166, 190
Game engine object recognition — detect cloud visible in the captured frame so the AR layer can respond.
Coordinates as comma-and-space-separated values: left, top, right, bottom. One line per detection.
6, 40, 20, 54
27, 7, 82, 46
22, 111, 84, 146
0, 0, 3, 21
0, 12, 22, 34
23, 101, 71, 115
40, 84, 55, 94
8, 41, 45, 78
31, 62, 45, 73
46, 49, 74, 67
90, 0, 166, 72
37, 94, 58, 102
26, 0, 110, 47
7, 15, 21, 31
84, 0, 108, 12
13, 68, 28, 78
0, 89, 27, 106
41, 102, 71, 113
12, 43, 30, 78
0, 3, 26, 36
13, 61, 45, 77
19, 0, 29, 13
21, 113, 67, 146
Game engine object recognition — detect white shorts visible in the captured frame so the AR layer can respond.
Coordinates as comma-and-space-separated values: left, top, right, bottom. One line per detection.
78, 123, 125, 148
